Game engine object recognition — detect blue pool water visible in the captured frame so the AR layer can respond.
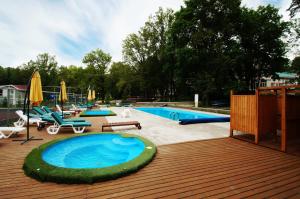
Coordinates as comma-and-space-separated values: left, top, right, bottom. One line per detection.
82, 110, 113, 115
135, 107, 230, 124
42, 134, 145, 169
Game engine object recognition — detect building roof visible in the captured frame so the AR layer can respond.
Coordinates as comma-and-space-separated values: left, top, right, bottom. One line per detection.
276, 72, 298, 79
0, 85, 27, 91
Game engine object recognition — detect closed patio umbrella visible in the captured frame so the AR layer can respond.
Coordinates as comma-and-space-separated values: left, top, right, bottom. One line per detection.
59, 81, 68, 118
88, 89, 92, 101
14, 71, 43, 144
92, 90, 96, 100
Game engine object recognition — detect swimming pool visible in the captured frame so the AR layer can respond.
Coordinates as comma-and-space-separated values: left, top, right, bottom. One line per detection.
135, 107, 230, 124
42, 134, 145, 169
23, 133, 156, 183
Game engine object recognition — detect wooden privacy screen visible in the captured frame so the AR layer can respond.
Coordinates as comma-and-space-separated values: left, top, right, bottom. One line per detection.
230, 85, 300, 152
230, 94, 258, 141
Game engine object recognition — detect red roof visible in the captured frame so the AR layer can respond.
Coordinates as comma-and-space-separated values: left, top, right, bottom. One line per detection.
0, 85, 27, 91
14, 85, 27, 91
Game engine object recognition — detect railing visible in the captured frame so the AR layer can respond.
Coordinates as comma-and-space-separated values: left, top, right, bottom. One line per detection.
169, 112, 180, 121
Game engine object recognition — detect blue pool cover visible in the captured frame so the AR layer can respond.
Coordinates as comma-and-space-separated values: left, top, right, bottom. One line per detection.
135, 107, 230, 125
42, 134, 145, 169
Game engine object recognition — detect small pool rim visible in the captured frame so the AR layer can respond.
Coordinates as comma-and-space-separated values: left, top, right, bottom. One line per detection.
23, 132, 156, 184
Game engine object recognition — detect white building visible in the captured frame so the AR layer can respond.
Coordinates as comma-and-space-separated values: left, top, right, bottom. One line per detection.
0, 85, 26, 106
260, 72, 299, 87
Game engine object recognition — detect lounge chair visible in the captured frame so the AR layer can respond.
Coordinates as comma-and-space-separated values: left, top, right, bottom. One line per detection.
42, 106, 71, 117
47, 112, 92, 134
101, 121, 141, 132
14, 110, 45, 129
56, 105, 76, 115
33, 106, 86, 123
0, 127, 25, 139
71, 104, 87, 111
32, 106, 49, 116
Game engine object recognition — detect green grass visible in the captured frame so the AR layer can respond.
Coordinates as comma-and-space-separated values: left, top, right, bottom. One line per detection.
23, 132, 156, 184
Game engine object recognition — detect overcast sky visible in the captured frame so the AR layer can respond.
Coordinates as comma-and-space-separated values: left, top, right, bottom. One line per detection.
0, 0, 295, 67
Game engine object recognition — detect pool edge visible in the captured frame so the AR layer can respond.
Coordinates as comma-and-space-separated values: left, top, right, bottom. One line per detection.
23, 132, 156, 184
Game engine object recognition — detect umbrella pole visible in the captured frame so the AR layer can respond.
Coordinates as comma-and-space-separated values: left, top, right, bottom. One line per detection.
13, 70, 43, 144
61, 87, 64, 119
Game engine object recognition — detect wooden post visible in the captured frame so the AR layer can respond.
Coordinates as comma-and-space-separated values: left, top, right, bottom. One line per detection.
255, 89, 259, 144
230, 90, 234, 137
281, 88, 287, 152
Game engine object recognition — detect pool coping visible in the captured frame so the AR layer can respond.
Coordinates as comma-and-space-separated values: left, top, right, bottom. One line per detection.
23, 132, 156, 184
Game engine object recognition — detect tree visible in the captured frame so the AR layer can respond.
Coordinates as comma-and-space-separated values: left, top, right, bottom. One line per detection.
21, 53, 59, 86
237, 6, 290, 89
82, 49, 112, 99
105, 62, 137, 99
168, 0, 242, 103
122, 8, 175, 99
288, 0, 300, 18
291, 56, 300, 73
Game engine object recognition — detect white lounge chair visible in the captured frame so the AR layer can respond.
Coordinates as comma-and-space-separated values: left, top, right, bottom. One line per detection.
0, 127, 25, 139
46, 112, 92, 134
56, 105, 76, 115
71, 104, 87, 111
14, 110, 44, 128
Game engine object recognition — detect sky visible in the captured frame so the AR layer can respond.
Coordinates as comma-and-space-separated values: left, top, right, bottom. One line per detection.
0, 0, 296, 67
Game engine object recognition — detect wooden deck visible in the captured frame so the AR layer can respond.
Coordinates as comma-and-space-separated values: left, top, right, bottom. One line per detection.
0, 116, 300, 198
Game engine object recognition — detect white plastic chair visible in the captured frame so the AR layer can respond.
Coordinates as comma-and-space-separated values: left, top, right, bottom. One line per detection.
121, 108, 132, 118
71, 104, 86, 111
56, 105, 76, 115
0, 127, 25, 139
14, 110, 43, 128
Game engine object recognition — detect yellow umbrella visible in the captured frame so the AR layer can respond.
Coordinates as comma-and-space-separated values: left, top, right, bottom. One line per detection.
87, 89, 92, 101
29, 71, 43, 105
59, 81, 68, 102
16, 70, 43, 144
92, 90, 96, 100
59, 81, 68, 118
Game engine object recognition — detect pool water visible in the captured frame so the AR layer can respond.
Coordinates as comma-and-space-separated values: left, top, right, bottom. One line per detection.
135, 107, 228, 121
81, 110, 113, 115
42, 134, 145, 169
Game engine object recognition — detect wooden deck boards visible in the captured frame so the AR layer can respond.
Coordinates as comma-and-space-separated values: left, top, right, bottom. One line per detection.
0, 116, 299, 198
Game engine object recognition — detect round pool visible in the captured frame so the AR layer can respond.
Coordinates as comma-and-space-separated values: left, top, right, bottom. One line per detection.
23, 133, 156, 184
42, 134, 145, 169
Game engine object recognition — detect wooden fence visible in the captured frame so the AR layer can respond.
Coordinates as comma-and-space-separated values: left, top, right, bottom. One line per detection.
230, 85, 300, 152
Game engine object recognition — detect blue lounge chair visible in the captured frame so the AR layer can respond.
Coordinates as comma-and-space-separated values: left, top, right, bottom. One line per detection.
42, 106, 71, 116
33, 107, 85, 123
47, 112, 92, 134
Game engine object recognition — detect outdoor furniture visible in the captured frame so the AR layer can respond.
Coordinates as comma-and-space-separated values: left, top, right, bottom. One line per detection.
42, 106, 71, 117
56, 105, 76, 115
14, 110, 45, 130
47, 112, 92, 134
32, 106, 49, 116
71, 104, 86, 111
33, 106, 85, 123
101, 121, 141, 132
121, 108, 132, 118
0, 127, 25, 139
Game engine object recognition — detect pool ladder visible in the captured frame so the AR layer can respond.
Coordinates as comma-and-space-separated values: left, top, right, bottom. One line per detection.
169, 112, 180, 120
